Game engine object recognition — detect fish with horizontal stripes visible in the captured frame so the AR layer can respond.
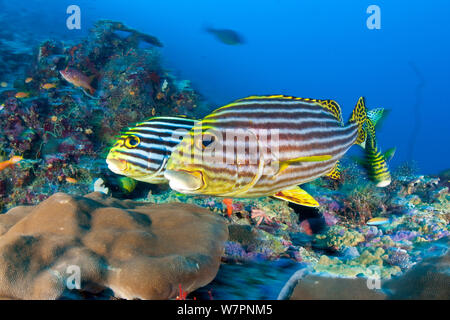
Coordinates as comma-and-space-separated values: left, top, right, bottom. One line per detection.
164, 95, 393, 207
106, 116, 196, 183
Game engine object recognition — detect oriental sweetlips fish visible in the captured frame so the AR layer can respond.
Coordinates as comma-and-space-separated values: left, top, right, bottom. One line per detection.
164, 95, 393, 207
352, 107, 396, 187
106, 116, 196, 184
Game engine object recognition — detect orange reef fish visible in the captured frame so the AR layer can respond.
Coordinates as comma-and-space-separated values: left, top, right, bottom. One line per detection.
25, 77, 33, 83
0, 156, 23, 171
59, 68, 96, 95
15, 92, 30, 99
65, 177, 78, 184
41, 83, 57, 90
223, 198, 233, 217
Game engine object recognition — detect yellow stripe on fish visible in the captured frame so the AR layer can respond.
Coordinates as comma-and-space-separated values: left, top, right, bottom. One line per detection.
165, 95, 390, 206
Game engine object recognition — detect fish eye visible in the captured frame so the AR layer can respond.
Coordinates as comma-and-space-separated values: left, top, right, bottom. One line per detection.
202, 133, 216, 148
125, 135, 140, 148
196, 133, 216, 149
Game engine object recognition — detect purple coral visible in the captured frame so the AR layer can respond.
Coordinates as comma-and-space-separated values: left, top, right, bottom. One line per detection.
387, 248, 413, 270
391, 230, 418, 242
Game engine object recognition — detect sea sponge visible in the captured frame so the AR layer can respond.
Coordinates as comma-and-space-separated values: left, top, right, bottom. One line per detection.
0, 192, 228, 299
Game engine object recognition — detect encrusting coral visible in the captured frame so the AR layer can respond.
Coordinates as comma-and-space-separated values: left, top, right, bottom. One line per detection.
0, 192, 228, 299
280, 238, 449, 300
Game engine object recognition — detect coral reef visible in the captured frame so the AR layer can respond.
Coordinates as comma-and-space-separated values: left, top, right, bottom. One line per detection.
280, 238, 449, 300
0, 192, 228, 299
149, 165, 449, 299
0, 20, 207, 212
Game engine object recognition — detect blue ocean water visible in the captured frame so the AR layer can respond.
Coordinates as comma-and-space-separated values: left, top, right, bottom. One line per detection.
3, 0, 450, 174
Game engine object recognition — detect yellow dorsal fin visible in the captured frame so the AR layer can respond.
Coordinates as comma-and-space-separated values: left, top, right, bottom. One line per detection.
315, 99, 343, 124
326, 161, 341, 180
273, 186, 319, 207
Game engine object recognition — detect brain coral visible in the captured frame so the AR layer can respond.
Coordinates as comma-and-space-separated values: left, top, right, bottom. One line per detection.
0, 192, 228, 299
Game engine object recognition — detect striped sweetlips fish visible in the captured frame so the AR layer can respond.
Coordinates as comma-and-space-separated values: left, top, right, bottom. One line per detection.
106, 116, 196, 183
164, 95, 393, 207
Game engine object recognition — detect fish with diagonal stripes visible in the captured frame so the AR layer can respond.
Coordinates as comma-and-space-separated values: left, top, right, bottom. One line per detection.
106, 116, 196, 183
164, 95, 394, 207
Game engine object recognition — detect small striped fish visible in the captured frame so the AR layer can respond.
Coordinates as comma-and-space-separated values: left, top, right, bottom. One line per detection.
362, 131, 394, 187
164, 95, 392, 207
353, 108, 395, 187
106, 116, 196, 183
366, 217, 390, 226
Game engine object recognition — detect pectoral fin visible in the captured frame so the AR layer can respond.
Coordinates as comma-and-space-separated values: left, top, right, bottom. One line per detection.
275, 155, 332, 176
273, 186, 319, 207
287, 155, 333, 163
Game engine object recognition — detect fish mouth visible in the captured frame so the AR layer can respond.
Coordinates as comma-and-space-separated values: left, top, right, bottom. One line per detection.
106, 157, 128, 174
164, 169, 204, 193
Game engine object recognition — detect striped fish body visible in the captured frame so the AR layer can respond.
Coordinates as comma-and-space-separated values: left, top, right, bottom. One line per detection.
362, 127, 392, 187
165, 96, 361, 197
106, 116, 196, 184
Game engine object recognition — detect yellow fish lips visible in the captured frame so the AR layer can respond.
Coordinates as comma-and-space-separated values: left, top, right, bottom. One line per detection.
164, 169, 204, 193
